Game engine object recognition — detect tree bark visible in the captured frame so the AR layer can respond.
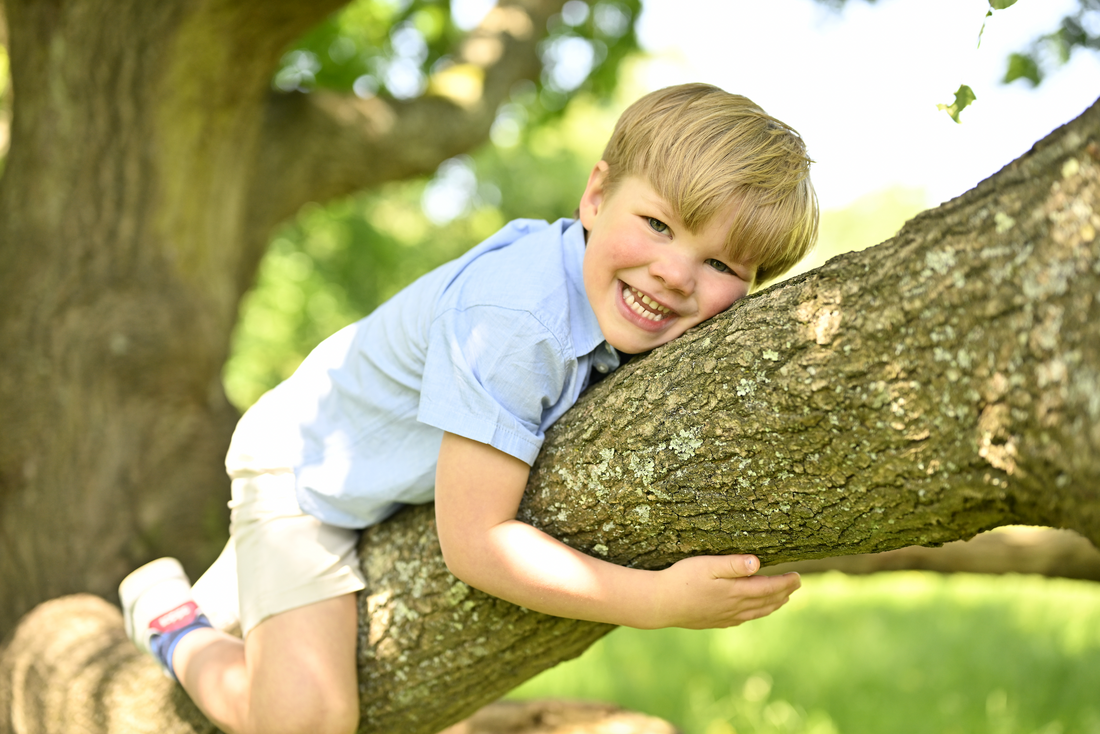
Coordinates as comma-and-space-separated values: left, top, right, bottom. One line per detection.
3, 97, 1098, 734
0, 0, 569, 637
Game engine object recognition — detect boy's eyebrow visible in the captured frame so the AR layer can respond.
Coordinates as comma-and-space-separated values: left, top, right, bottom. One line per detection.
637, 191, 684, 227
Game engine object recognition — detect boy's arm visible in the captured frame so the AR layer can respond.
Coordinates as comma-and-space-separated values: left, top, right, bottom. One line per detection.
435, 432, 801, 630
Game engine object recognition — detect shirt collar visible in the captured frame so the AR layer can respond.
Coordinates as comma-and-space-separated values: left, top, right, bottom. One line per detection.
562, 219, 612, 360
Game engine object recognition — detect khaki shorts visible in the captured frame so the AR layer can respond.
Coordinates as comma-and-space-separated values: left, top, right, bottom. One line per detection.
191, 469, 366, 637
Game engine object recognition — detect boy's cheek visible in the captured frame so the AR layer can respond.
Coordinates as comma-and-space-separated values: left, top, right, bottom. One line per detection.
713, 282, 751, 316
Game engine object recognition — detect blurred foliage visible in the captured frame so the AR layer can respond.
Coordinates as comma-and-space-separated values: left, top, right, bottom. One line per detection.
223, 91, 620, 408
1003, 0, 1100, 86
272, 0, 641, 123
510, 572, 1100, 734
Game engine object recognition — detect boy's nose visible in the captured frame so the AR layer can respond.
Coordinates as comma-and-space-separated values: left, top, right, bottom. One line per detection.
650, 253, 695, 295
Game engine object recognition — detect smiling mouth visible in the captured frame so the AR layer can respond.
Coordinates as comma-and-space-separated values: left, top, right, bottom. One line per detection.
621, 284, 673, 322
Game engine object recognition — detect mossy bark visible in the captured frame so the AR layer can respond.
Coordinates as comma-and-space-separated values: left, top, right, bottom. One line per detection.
3, 98, 1096, 734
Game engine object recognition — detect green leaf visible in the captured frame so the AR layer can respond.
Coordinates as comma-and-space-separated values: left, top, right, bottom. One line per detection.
937, 84, 977, 124
1003, 52, 1042, 86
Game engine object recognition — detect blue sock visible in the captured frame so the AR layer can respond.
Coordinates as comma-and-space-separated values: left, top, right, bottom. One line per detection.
150, 613, 213, 681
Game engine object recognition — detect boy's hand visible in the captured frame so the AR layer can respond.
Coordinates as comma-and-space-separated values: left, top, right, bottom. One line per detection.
652, 555, 800, 630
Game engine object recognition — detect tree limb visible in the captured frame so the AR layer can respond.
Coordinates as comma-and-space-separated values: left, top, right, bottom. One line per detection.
245, 0, 568, 235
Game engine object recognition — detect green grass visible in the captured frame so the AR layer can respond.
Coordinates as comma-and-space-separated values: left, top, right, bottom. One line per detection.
508, 572, 1100, 734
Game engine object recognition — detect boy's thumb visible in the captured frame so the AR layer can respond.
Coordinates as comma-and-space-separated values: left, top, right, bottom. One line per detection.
714, 554, 759, 578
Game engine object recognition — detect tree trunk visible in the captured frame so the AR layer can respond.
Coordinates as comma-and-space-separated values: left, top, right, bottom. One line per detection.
3, 96, 1098, 734
0, 0, 569, 637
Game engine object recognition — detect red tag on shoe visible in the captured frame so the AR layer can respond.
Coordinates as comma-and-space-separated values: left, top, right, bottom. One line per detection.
149, 601, 200, 633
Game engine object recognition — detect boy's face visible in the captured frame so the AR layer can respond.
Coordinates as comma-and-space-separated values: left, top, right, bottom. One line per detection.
580, 162, 756, 355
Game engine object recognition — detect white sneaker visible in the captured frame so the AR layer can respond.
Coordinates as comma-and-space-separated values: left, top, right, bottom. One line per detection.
118, 557, 201, 659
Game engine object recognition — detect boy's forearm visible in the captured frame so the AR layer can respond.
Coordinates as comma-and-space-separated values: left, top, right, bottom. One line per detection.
443, 517, 670, 629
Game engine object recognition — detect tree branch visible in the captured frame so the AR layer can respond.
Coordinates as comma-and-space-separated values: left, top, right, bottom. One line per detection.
246, 0, 567, 235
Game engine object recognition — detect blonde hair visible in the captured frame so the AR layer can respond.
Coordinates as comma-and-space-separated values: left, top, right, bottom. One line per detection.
601, 84, 819, 286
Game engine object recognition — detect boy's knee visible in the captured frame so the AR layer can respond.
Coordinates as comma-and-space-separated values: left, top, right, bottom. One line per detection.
251, 685, 359, 734
312, 698, 359, 734
258, 704, 358, 734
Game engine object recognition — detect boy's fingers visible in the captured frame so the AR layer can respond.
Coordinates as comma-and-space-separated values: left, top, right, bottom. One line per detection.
759, 571, 802, 598
729, 572, 802, 603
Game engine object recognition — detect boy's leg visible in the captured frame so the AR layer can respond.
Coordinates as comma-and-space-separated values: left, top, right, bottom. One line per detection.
172, 592, 359, 734
173, 466, 365, 734
122, 466, 367, 734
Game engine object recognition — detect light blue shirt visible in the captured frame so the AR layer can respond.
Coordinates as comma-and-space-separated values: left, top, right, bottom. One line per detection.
225, 219, 621, 528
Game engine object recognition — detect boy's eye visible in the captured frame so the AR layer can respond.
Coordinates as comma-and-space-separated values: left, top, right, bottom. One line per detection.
647, 217, 670, 235
707, 258, 732, 274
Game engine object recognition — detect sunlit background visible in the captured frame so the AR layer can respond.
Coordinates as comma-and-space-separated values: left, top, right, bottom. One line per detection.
633, 0, 1099, 211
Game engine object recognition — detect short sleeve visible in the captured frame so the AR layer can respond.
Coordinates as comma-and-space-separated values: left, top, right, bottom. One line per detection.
417, 305, 571, 465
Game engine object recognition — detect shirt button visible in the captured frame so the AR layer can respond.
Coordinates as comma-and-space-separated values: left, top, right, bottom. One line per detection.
595, 363, 610, 374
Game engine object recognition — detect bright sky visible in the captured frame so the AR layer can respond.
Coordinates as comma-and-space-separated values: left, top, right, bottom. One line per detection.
634, 0, 1100, 210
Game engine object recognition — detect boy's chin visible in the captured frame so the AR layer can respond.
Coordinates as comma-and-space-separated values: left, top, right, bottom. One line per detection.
605, 329, 680, 356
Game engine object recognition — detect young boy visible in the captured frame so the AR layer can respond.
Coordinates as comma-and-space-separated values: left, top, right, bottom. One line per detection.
120, 83, 817, 734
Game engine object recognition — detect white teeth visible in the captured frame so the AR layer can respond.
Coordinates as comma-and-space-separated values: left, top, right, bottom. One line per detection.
622, 286, 671, 321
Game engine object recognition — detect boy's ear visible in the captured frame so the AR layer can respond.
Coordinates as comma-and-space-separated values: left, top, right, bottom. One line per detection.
578, 160, 610, 229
